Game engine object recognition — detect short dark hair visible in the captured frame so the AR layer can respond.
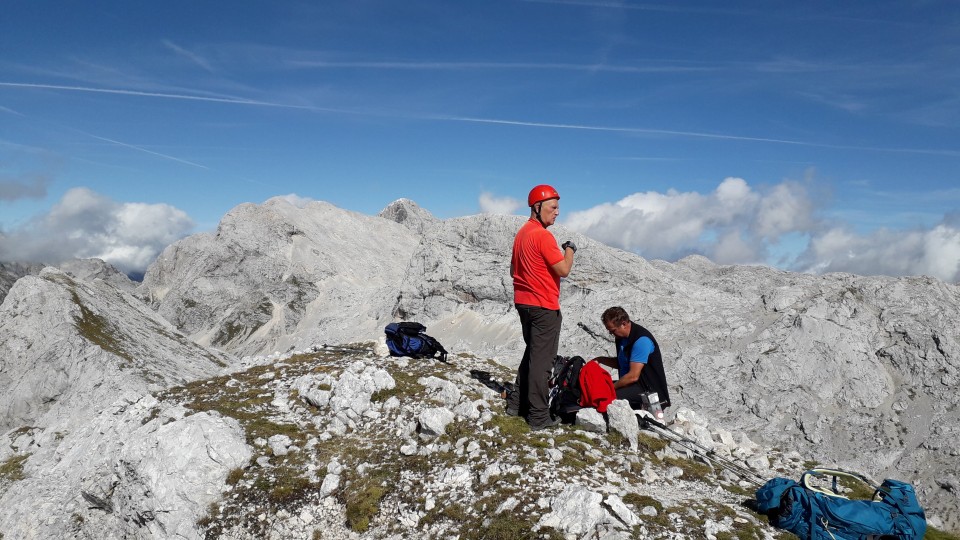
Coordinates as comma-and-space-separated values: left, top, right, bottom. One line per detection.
601, 306, 630, 327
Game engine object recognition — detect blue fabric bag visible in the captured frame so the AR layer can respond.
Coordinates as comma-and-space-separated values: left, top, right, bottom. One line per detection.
754, 469, 926, 539
384, 322, 447, 362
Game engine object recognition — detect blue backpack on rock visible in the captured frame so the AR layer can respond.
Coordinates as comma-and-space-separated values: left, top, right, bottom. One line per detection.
754, 468, 926, 540
384, 322, 448, 362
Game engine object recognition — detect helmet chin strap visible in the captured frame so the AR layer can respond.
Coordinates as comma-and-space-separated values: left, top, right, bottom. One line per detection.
533, 202, 547, 227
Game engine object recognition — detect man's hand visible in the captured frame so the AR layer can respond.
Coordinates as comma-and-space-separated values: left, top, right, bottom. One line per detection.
561, 240, 577, 253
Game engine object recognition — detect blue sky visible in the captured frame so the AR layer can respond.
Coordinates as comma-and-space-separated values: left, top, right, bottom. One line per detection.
1, 1, 959, 281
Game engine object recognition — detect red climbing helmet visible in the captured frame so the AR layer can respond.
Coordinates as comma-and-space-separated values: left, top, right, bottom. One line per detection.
527, 184, 560, 207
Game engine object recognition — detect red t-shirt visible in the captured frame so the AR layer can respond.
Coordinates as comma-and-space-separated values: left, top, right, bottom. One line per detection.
511, 218, 564, 310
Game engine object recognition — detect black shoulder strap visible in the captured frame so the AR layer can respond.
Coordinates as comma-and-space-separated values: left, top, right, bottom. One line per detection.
397, 321, 426, 335
428, 335, 448, 363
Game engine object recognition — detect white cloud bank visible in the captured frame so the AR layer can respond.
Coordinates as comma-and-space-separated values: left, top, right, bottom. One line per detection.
797, 220, 960, 281
558, 177, 959, 283
479, 191, 522, 215
0, 187, 194, 276
2, 182, 956, 283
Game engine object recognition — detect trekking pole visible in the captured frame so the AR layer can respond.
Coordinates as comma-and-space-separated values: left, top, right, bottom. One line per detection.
638, 414, 767, 488
317, 344, 372, 354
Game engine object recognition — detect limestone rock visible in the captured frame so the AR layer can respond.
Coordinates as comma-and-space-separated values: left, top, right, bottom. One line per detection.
0, 268, 230, 435
111, 412, 252, 539
607, 400, 639, 450
378, 198, 439, 235
0, 260, 44, 304
576, 407, 607, 433
418, 407, 455, 438
539, 485, 611, 536
139, 197, 420, 356
60, 257, 137, 293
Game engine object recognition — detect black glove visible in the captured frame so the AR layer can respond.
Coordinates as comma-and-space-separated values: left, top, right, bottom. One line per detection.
561, 240, 577, 253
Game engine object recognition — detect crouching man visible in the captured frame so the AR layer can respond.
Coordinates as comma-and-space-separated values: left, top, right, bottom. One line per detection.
593, 306, 671, 412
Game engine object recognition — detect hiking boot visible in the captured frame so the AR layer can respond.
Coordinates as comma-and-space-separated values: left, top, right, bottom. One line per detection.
505, 407, 519, 417
529, 416, 561, 432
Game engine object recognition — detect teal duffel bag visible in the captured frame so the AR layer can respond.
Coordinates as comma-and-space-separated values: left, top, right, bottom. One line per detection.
754, 468, 926, 539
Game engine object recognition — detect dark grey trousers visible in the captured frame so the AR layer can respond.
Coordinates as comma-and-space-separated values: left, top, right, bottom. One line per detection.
515, 304, 562, 425
615, 383, 648, 409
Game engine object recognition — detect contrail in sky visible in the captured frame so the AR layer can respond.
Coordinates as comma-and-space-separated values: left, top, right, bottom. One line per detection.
3, 81, 957, 158
0, 104, 26, 116
162, 40, 216, 73
437, 115, 960, 157
287, 60, 712, 73
0, 82, 329, 111
79, 132, 210, 169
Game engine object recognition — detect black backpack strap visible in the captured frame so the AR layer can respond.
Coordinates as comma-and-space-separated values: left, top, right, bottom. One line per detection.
397, 321, 427, 335
428, 335, 448, 363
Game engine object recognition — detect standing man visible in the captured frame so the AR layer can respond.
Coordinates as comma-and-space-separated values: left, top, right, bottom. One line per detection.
509, 184, 576, 431
594, 306, 671, 411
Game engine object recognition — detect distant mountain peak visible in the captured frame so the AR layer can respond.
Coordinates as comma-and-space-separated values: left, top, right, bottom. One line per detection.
379, 198, 437, 232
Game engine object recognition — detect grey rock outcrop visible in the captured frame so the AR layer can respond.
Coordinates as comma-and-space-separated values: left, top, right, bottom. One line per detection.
0, 260, 44, 304
538, 485, 611, 536
0, 267, 229, 435
0, 395, 250, 540
60, 257, 138, 293
110, 410, 251, 539
1, 258, 134, 305
607, 400, 639, 450
378, 197, 438, 235
140, 197, 420, 356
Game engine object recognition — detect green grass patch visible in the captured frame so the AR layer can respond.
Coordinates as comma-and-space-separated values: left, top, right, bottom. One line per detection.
387, 370, 427, 398
607, 430, 627, 448
624, 494, 673, 528
443, 420, 477, 441
421, 502, 470, 528
267, 472, 314, 505
9, 426, 33, 438
835, 474, 880, 500
463, 516, 563, 540
702, 500, 766, 540
342, 467, 398, 532
552, 430, 595, 447
722, 482, 756, 497
623, 493, 663, 514
70, 289, 133, 364
559, 452, 596, 471
225, 468, 244, 486
370, 387, 395, 402
925, 527, 960, 540
0, 454, 30, 483
664, 456, 713, 481
489, 414, 529, 438
637, 432, 669, 453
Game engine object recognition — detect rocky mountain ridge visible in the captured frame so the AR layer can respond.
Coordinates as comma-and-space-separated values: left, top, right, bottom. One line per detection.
1, 196, 958, 538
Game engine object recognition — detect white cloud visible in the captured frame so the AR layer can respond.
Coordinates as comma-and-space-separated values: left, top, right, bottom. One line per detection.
564, 177, 814, 263
796, 222, 960, 282
273, 193, 314, 208
0, 187, 194, 276
479, 192, 522, 215
565, 177, 959, 283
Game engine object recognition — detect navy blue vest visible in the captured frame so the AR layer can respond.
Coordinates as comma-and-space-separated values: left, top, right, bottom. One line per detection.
616, 322, 671, 408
